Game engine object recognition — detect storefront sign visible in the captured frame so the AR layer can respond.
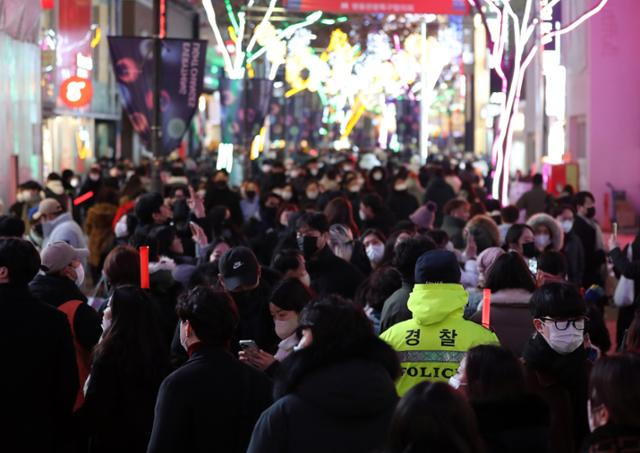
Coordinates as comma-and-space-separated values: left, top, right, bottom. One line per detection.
58, 0, 92, 108
60, 76, 93, 108
108, 37, 208, 155
285, 0, 469, 15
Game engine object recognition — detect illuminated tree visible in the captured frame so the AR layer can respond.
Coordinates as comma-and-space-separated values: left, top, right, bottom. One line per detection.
468, 0, 608, 203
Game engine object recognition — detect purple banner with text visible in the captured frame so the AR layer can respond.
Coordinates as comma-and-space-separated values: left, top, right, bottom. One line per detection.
108, 37, 207, 155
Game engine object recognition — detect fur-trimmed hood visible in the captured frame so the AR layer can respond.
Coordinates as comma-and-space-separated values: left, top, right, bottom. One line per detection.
527, 213, 564, 251
467, 214, 501, 253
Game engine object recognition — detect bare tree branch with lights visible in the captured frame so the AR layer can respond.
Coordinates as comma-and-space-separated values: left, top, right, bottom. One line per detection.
468, 0, 608, 203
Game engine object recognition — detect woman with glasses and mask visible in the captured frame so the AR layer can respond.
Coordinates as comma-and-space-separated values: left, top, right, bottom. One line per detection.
522, 282, 591, 453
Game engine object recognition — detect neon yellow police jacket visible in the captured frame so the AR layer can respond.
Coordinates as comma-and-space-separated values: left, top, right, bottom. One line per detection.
380, 283, 499, 396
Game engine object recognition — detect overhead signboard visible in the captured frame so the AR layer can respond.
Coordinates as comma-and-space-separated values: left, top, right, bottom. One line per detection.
285, 0, 470, 15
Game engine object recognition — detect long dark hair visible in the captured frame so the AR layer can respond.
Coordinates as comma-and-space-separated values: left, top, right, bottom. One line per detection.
484, 252, 536, 293
386, 382, 484, 453
324, 196, 359, 236
93, 285, 169, 385
275, 295, 400, 397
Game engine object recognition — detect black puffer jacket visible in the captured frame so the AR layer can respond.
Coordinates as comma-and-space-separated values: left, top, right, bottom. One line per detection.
472, 394, 551, 453
0, 284, 78, 453
247, 339, 399, 453
29, 273, 102, 351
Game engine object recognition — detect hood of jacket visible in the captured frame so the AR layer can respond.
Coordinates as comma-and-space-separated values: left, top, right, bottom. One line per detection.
294, 358, 397, 418
527, 213, 564, 251
467, 214, 501, 253
407, 283, 467, 326
29, 272, 87, 307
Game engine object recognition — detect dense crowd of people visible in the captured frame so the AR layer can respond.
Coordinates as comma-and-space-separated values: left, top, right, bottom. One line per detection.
1, 150, 639, 453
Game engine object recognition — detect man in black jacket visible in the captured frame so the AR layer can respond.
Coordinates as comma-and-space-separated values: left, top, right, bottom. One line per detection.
204, 170, 243, 227
296, 212, 364, 299
148, 286, 272, 453
572, 191, 606, 288
30, 242, 102, 355
0, 238, 78, 452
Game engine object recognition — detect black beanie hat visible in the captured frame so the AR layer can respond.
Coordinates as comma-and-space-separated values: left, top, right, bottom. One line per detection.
414, 249, 461, 284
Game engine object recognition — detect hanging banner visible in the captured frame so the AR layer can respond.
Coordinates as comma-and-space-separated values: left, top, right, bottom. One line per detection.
220, 78, 273, 146
285, 0, 469, 15
108, 37, 207, 155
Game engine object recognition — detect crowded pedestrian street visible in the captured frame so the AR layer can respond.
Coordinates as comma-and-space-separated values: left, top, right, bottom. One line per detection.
1, 0, 640, 452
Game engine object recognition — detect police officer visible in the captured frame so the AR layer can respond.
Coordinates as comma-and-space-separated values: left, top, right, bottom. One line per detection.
380, 249, 499, 396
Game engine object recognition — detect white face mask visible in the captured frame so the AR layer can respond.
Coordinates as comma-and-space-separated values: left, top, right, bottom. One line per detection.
372, 172, 383, 181
541, 320, 584, 355
74, 265, 85, 287
366, 243, 385, 264
359, 209, 367, 221
561, 220, 574, 234
274, 317, 298, 340
281, 191, 293, 201
306, 190, 318, 200
535, 234, 551, 249
394, 182, 408, 191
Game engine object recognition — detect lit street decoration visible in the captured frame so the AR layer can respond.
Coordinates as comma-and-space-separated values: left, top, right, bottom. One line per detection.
468, 0, 609, 203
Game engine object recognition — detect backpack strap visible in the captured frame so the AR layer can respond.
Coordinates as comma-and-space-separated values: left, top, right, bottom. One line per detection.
58, 300, 92, 412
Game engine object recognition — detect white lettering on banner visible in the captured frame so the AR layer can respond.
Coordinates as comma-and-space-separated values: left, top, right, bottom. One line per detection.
179, 42, 191, 96
188, 43, 201, 108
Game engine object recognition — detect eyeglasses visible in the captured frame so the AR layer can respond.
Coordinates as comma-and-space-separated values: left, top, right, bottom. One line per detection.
541, 317, 586, 331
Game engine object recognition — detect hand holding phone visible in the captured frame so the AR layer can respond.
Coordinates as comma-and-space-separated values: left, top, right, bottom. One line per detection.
239, 339, 259, 351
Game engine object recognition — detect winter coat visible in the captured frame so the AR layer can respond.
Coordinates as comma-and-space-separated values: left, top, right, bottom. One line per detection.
522, 334, 591, 453
307, 246, 365, 300
147, 267, 183, 347
0, 284, 78, 453
527, 213, 565, 251
247, 342, 398, 453
229, 279, 280, 355
43, 212, 88, 251
609, 235, 640, 348
29, 273, 102, 351
582, 424, 640, 453
148, 345, 272, 453
82, 352, 169, 453
387, 189, 419, 222
84, 202, 118, 267
517, 186, 551, 218
380, 283, 499, 396
472, 394, 551, 453
564, 232, 586, 287
203, 184, 243, 227
573, 215, 606, 288
442, 215, 467, 249
423, 176, 455, 226
471, 288, 534, 356
379, 280, 413, 334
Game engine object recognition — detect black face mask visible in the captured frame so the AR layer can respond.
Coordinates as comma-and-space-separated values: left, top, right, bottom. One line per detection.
586, 207, 596, 219
215, 181, 228, 190
246, 190, 256, 200
297, 235, 319, 259
522, 242, 537, 259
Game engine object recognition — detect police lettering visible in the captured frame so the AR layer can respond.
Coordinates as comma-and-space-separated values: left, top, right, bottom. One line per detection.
405, 329, 420, 346
401, 366, 456, 379
439, 329, 458, 347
